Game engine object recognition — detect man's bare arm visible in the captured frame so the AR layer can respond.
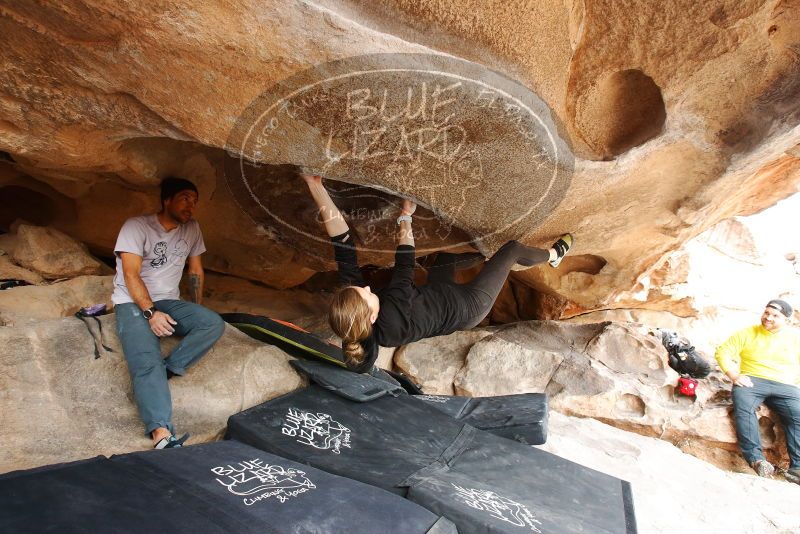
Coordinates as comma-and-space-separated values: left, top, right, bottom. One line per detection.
120, 252, 176, 336
121, 253, 154, 310
186, 255, 204, 305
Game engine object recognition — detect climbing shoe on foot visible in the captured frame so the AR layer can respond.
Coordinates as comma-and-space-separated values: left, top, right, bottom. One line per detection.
548, 233, 574, 268
751, 459, 775, 478
154, 433, 189, 450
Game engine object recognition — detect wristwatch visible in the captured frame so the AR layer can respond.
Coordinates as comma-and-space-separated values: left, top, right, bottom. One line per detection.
142, 306, 157, 320
397, 214, 412, 225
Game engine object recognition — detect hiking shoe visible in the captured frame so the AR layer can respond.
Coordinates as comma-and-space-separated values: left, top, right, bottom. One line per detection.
784, 467, 800, 484
751, 459, 775, 478
548, 233, 574, 268
154, 433, 189, 450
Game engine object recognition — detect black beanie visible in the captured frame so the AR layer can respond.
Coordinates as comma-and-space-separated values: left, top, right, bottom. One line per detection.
766, 299, 793, 318
160, 177, 198, 202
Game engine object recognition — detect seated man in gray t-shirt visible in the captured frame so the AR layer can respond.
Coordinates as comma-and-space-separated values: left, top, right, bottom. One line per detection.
113, 177, 225, 449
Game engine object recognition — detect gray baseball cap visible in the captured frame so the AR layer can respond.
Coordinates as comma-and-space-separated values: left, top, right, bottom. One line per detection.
766, 299, 793, 318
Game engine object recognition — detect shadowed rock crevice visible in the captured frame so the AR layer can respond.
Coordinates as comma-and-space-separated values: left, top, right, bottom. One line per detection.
615, 393, 647, 417
0, 160, 80, 232
558, 253, 607, 275
0, 185, 60, 229
574, 69, 666, 159
483, 277, 571, 323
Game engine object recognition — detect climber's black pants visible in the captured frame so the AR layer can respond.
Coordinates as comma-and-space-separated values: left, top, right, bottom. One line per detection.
429, 241, 549, 329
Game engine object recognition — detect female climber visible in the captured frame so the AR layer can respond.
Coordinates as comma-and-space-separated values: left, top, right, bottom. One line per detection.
302, 174, 573, 373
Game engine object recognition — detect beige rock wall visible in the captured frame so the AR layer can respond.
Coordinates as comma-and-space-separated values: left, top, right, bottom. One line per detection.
394, 318, 791, 471
0, 1, 798, 307
0, 315, 305, 473
0, 275, 112, 326
567, 199, 800, 355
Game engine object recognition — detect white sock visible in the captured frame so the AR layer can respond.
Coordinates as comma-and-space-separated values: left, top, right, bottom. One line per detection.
548, 248, 557, 261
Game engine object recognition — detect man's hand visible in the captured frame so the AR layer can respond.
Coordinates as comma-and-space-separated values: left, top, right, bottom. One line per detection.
401, 199, 417, 216
149, 311, 177, 337
733, 374, 754, 388
301, 173, 322, 186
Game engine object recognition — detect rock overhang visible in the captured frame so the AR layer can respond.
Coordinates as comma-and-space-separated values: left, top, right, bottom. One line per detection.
0, 0, 799, 311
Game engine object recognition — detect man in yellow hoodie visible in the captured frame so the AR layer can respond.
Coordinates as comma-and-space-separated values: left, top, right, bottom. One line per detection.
715, 299, 800, 481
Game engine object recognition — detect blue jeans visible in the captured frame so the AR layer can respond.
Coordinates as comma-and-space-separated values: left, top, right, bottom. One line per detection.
732, 376, 800, 468
115, 300, 225, 436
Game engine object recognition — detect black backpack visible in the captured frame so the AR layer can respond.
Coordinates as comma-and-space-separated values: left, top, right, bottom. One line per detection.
660, 329, 711, 379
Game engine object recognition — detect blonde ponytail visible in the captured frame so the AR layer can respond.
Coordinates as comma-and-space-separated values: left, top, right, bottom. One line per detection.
329, 287, 373, 366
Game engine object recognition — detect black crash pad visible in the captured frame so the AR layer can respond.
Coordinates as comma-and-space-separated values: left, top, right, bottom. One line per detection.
222, 312, 347, 367
291, 359, 406, 401
227, 385, 637, 534
0, 440, 455, 534
290, 357, 546, 443
414, 393, 548, 445
225, 313, 548, 444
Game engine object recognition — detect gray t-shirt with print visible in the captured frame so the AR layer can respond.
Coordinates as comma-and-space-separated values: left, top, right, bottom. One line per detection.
112, 214, 206, 305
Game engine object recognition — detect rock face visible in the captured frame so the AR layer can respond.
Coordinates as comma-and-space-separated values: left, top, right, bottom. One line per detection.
395, 319, 791, 471
540, 412, 800, 534
193, 271, 330, 324
0, 224, 118, 325
0, 255, 43, 285
394, 328, 494, 394
0, 229, 331, 326
0, 315, 305, 473
610, 216, 800, 318
10, 224, 107, 279
0, 275, 112, 326
567, 202, 800, 359
0, 1, 798, 306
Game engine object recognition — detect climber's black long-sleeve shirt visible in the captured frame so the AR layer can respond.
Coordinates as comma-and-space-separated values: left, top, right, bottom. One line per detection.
332, 231, 468, 372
